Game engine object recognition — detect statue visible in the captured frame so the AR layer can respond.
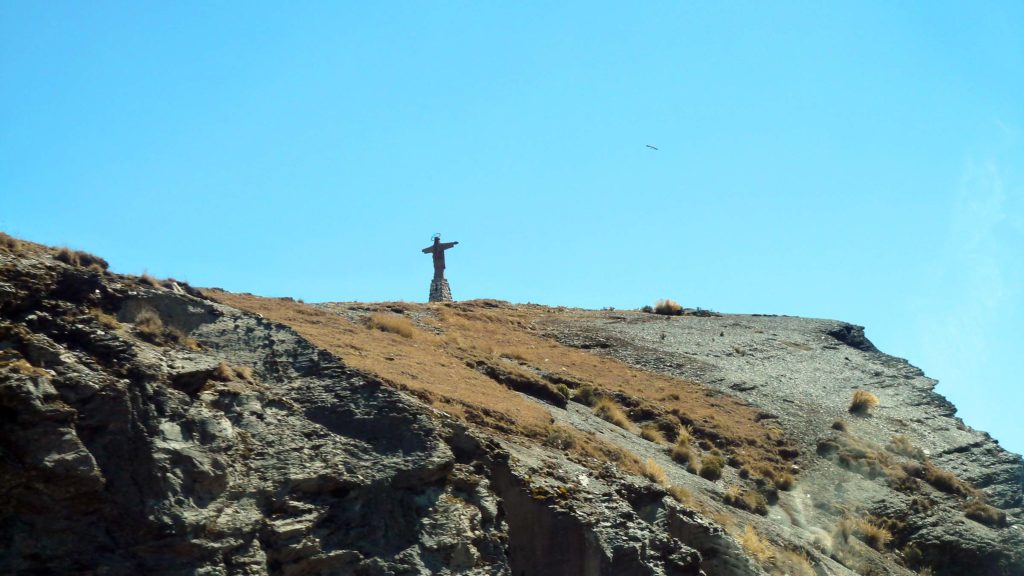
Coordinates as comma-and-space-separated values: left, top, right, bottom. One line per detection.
422, 235, 458, 302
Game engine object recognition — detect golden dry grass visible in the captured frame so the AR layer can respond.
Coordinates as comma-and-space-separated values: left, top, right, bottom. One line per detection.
204, 293, 799, 482
963, 500, 1006, 527
640, 425, 668, 444
741, 525, 773, 564
366, 312, 417, 338
593, 398, 633, 430
848, 390, 880, 415
724, 486, 768, 515
642, 458, 669, 485
700, 454, 725, 480
835, 517, 892, 551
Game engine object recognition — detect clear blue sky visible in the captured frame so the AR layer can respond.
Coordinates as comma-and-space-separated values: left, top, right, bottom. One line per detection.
3, 2, 1022, 454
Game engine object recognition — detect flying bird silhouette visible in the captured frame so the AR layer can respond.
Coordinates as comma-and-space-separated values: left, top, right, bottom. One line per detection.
646, 144, 659, 150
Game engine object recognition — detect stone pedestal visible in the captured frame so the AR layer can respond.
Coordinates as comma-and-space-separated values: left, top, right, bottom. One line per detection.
429, 278, 452, 303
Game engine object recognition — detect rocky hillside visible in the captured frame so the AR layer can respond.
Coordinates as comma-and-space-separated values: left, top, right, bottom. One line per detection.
1, 235, 1021, 576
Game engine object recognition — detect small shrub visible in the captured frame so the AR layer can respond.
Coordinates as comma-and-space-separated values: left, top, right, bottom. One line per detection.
366, 312, 417, 338
724, 486, 768, 515
671, 443, 697, 466
554, 383, 572, 401
964, 500, 1006, 528
640, 425, 667, 445
848, 390, 880, 415
593, 398, 632, 430
640, 305, 654, 313
831, 419, 847, 431
55, 247, 109, 270
642, 458, 668, 485
134, 308, 165, 342
740, 525, 773, 564
654, 299, 683, 316
699, 454, 724, 480
574, 385, 600, 406
544, 424, 577, 450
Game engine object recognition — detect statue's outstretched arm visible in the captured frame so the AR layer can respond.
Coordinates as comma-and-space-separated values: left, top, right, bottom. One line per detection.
439, 241, 458, 249
422, 246, 434, 254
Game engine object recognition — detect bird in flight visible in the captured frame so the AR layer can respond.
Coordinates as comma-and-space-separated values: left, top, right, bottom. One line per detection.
646, 144, 659, 150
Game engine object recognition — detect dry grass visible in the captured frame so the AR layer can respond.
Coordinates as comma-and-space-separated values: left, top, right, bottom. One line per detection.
640, 425, 668, 445
543, 424, 577, 450
90, 308, 120, 330
642, 458, 669, 485
671, 442, 699, 471
667, 485, 693, 506
0, 232, 23, 252
963, 500, 1006, 528
593, 398, 632, 430
723, 486, 768, 515
848, 390, 880, 415
835, 517, 892, 551
366, 312, 417, 338
55, 246, 109, 271
134, 308, 165, 342
203, 292, 799, 483
699, 454, 725, 480
740, 525, 773, 564
888, 434, 926, 460
654, 299, 683, 316
212, 361, 235, 382
831, 419, 847, 431
139, 273, 160, 287
772, 549, 815, 576
921, 463, 972, 496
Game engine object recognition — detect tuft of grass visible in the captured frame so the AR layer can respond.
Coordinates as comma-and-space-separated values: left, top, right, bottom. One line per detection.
963, 500, 1006, 528
654, 299, 683, 316
848, 390, 880, 415
0, 232, 24, 252
835, 517, 892, 551
90, 308, 120, 330
671, 442, 698, 468
740, 525, 773, 564
233, 365, 254, 381
831, 419, 847, 431
366, 312, 417, 338
675, 424, 692, 446
667, 485, 693, 506
888, 434, 925, 460
55, 246, 109, 270
212, 361, 235, 382
699, 454, 725, 480
640, 425, 668, 445
593, 398, 632, 430
723, 485, 768, 515
642, 457, 668, 485
543, 424, 578, 451
922, 463, 972, 496
139, 273, 161, 287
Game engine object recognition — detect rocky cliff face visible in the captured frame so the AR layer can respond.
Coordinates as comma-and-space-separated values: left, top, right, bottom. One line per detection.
1, 239, 1021, 575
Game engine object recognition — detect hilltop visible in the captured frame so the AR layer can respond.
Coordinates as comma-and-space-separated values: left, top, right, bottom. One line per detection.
1, 234, 1021, 575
